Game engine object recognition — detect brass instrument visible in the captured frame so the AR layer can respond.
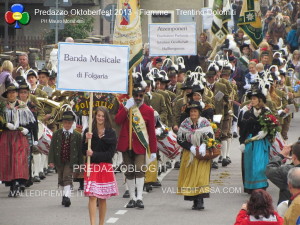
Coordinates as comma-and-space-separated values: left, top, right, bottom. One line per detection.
36, 97, 71, 125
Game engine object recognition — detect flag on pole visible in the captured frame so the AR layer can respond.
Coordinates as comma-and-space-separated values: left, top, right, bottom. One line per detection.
211, 0, 231, 43
237, 0, 263, 48
113, 0, 143, 71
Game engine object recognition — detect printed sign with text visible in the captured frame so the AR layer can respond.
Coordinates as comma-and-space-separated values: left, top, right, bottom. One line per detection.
148, 23, 197, 56
57, 43, 129, 93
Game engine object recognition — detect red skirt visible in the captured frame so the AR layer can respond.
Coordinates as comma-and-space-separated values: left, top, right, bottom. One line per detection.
84, 163, 119, 199
0, 130, 29, 181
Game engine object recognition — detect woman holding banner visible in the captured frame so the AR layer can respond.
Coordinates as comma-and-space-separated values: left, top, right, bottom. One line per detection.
82, 106, 119, 225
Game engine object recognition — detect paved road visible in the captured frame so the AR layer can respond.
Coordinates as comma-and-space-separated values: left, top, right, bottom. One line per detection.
1, 112, 299, 225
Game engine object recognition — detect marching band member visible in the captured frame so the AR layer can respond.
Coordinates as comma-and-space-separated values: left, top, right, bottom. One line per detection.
218, 64, 238, 166
177, 101, 215, 210
48, 111, 83, 207
0, 84, 36, 197
205, 63, 229, 169
115, 76, 157, 209
17, 82, 42, 184
27, 70, 48, 98
238, 82, 278, 194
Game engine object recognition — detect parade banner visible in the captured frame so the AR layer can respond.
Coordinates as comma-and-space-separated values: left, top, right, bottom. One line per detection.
211, 0, 231, 42
237, 0, 263, 48
56, 43, 129, 94
72, 93, 116, 116
113, 0, 143, 71
148, 23, 197, 56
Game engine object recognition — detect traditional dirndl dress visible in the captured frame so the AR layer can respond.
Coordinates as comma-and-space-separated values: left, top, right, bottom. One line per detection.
0, 130, 30, 182
243, 134, 270, 191
84, 162, 119, 199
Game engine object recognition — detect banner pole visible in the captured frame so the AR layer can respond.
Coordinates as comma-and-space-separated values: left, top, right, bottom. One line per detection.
87, 92, 94, 177
129, 70, 133, 151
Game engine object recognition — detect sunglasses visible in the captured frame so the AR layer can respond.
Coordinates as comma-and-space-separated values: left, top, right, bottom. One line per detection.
133, 94, 144, 98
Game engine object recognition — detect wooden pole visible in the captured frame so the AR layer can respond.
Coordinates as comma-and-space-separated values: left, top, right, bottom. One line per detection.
129, 70, 133, 150
87, 92, 94, 177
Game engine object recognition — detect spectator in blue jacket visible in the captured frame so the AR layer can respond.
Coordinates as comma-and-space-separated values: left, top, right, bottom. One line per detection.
286, 24, 299, 53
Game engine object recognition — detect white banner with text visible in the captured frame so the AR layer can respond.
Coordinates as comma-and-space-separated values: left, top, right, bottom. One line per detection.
57, 43, 129, 93
148, 23, 197, 56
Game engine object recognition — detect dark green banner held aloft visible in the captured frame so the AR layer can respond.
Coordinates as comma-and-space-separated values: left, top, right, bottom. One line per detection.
211, 0, 231, 42
237, 0, 263, 48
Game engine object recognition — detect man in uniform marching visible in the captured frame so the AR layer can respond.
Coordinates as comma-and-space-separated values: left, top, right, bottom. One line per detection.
115, 76, 157, 209
205, 63, 229, 169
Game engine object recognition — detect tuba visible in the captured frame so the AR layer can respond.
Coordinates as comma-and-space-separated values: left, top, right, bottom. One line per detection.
36, 97, 67, 125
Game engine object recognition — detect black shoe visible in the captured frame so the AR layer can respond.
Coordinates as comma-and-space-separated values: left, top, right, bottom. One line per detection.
174, 161, 181, 169
43, 168, 48, 176
39, 172, 46, 180
152, 180, 161, 187
226, 157, 231, 164
222, 158, 230, 167
78, 186, 84, 191
158, 167, 162, 176
25, 178, 33, 187
64, 196, 71, 207
78, 179, 84, 191
166, 161, 172, 169
12, 181, 20, 197
8, 186, 14, 197
218, 156, 223, 163
212, 162, 218, 169
126, 199, 136, 208
144, 184, 152, 192
20, 184, 25, 193
233, 132, 238, 138
136, 199, 144, 209
33, 176, 41, 183
62, 196, 67, 205
192, 199, 198, 210
47, 168, 55, 174
193, 198, 204, 210
123, 190, 130, 198
161, 165, 166, 173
